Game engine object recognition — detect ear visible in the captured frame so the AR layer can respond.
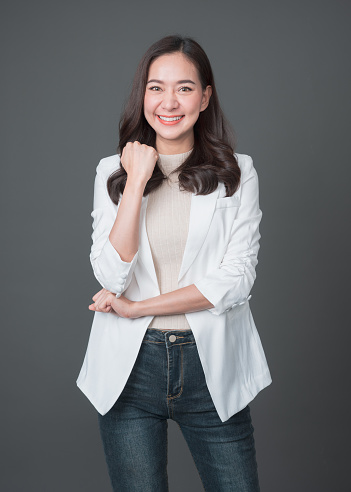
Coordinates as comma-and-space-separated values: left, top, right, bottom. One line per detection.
200, 85, 212, 112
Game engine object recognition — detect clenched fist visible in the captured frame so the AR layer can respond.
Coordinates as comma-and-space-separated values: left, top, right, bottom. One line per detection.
121, 141, 159, 186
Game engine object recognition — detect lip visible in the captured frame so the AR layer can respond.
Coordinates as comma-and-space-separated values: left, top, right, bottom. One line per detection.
156, 114, 185, 126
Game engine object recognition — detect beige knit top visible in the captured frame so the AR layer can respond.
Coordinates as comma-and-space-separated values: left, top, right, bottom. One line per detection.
146, 148, 193, 331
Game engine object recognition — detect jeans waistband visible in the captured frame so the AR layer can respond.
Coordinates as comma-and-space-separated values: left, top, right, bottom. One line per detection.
143, 327, 195, 344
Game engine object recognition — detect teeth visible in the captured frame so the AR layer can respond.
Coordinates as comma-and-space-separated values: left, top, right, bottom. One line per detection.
158, 115, 183, 121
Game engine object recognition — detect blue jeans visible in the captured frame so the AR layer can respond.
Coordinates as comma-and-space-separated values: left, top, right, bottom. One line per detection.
98, 328, 261, 491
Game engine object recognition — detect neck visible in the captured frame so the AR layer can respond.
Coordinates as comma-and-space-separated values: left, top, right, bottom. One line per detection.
157, 148, 193, 179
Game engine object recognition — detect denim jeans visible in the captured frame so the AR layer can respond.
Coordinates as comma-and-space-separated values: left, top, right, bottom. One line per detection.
98, 328, 261, 492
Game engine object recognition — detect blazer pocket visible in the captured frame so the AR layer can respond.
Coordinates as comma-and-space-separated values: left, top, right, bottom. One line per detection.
215, 195, 241, 209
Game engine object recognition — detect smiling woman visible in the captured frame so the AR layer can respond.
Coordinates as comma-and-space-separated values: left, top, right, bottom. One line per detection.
77, 33, 272, 492
143, 53, 212, 146
104, 37, 242, 207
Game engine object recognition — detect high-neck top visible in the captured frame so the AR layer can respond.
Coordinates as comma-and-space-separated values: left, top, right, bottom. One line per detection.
146, 148, 193, 330
157, 148, 193, 181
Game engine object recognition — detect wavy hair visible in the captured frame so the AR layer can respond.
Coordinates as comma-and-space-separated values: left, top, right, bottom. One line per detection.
107, 34, 241, 204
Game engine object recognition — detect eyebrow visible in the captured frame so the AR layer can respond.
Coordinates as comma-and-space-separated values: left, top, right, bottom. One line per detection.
146, 79, 196, 85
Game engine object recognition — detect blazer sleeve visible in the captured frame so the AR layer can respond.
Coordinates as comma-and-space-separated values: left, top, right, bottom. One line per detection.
89, 158, 139, 294
193, 156, 262, 316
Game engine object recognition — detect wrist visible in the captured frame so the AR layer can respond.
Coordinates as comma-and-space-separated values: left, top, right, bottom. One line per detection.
131, 300, 145, 318
125, 177, 147, 193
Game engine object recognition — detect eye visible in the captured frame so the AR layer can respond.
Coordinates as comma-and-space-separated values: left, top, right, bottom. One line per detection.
148, 86, 193, 92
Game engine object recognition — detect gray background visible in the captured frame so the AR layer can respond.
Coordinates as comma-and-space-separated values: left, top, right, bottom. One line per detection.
2, 0, 350, 491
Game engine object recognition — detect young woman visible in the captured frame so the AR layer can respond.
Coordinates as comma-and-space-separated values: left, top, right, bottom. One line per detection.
77, 34, 272, 491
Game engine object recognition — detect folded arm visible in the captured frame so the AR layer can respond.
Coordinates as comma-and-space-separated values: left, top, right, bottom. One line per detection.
193, 157, 262, 315
134, 157, 262, 317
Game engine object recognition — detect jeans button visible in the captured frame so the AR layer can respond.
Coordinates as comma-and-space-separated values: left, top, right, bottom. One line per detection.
169, 334, 176, 342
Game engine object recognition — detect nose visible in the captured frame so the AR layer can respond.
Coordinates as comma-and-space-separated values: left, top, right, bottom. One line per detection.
161, 90, 180, 111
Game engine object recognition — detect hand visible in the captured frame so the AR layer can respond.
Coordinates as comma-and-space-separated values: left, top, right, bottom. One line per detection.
88, 288, 140, 319
121, 141, 159, 185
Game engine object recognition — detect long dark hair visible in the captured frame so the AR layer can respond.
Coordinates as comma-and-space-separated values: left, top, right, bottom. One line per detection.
107, 34, 241, 204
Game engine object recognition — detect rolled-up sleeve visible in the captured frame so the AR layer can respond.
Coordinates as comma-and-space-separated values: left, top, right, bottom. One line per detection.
194, 156, 262, 316
89, 160, 139, 294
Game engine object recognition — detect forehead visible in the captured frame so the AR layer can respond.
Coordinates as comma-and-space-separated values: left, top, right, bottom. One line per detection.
148, 53, 198, 80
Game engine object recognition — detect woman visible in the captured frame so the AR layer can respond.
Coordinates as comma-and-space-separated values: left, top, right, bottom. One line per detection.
77, 34, 272, 491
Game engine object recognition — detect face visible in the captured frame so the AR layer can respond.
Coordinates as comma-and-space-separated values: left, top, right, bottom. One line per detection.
143, 52, 212, 154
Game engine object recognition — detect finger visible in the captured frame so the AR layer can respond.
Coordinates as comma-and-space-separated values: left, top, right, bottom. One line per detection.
95, 292, 111, 311
92, 288, 105, 301
98, 293, 115, 312
95, 289, 112, 305
98, 305, 112, 313
90, 291, 115, 312
93, 291, 106, 309
89, 303, 107, 312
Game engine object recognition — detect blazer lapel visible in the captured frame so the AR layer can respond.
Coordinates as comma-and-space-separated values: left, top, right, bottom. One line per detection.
139, 185, 221, 290
139, 195, 158, 289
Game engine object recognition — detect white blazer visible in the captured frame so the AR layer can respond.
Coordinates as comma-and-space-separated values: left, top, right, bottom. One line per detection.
76, 152, 272, 423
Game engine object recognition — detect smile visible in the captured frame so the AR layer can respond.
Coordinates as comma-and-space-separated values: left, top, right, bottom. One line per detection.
157, 115, 185, 125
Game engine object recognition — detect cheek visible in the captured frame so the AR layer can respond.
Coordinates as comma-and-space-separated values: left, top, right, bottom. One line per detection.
187, 97, 203, 115
143, 96, 149, 113
143, 94, 153, 112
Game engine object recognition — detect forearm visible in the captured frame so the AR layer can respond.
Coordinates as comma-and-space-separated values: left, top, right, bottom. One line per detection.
135, 284, 214, 317
109, 178, 145, 262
